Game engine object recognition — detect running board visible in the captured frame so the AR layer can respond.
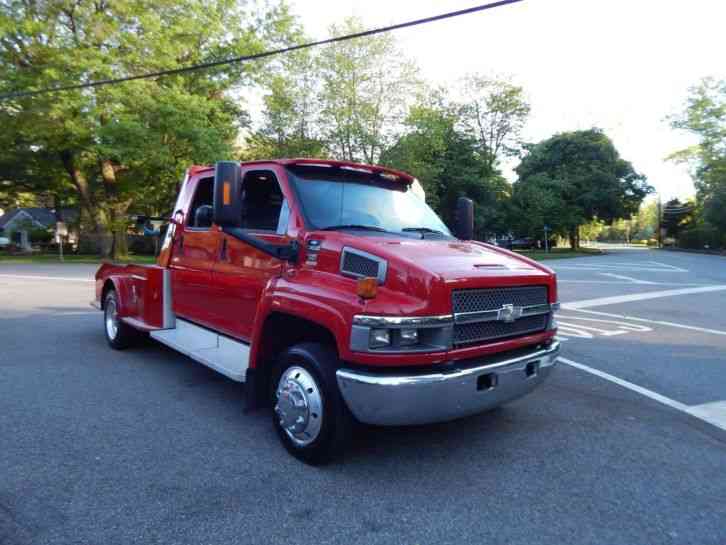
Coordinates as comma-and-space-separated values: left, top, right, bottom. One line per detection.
150, 319, 249, 382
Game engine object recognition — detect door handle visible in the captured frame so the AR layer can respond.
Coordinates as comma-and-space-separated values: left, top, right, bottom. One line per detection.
220, 237, 228, 261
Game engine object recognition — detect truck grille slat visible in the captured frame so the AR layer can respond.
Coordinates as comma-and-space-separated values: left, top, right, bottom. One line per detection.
453, 315, 548, 346
452, 286, 549, 347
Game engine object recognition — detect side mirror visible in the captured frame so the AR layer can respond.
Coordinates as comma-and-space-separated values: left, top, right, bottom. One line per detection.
454, 197, 474, 240
213, 161, 243, 227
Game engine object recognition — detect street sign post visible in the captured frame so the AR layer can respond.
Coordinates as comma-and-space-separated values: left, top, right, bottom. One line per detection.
543, 225, 550, 253
55, 222, 68, 261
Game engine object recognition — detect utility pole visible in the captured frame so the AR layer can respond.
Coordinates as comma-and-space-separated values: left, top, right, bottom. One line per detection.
657, 197, 662, 249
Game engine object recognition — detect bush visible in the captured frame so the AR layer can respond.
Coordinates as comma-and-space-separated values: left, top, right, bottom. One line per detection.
29, 228, 52, 244
677, 225, 723, 250
128, 234, 158, 255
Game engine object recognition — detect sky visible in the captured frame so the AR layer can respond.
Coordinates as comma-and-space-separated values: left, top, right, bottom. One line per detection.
280, 0, 726, 201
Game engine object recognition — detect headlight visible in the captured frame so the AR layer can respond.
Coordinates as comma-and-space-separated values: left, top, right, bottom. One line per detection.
399, 328, 419, 346
369, 328, 391, 348
352, 315, 453, 353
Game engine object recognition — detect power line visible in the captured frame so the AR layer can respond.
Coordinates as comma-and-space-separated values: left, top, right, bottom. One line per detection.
0, 0, 523, 101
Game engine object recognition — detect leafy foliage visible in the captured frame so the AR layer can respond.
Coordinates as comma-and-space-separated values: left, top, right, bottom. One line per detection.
512, 129, 652, 248
670, 78, 726, 240
0, 0, 295, 257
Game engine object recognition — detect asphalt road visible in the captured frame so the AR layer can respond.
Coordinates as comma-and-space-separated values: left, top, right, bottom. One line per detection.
1, 248, 725, 545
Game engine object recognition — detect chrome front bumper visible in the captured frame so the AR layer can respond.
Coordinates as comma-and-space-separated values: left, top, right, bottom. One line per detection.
336, 342, 560, 426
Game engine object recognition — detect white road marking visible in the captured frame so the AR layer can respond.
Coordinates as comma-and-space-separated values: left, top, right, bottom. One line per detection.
559, 357, 726, 432
555, 326, 594, 339
599, 272, 657, 284
646, 260, 689, 271
562, 285, 726, 310
557, 315, 652, 332
558, 280, 709, 286
688, 401, 726, 431
553, 264, 688, 273
566, 308, 726, 337
557, 321, 628, 336
0, 274, 94, 283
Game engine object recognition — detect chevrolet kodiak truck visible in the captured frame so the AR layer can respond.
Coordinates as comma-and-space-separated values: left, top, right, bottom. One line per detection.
94, 159, 560, 464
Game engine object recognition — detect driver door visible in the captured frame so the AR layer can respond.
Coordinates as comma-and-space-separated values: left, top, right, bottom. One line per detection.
170, 175, 221, 328
209, 166, 291, 341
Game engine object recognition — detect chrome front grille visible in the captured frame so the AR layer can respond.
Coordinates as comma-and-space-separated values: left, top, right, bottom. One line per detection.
452, 286, 548, 314
452, 286, 549, 347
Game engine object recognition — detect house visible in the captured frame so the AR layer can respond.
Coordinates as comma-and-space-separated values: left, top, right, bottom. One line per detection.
0, 207, 79, 250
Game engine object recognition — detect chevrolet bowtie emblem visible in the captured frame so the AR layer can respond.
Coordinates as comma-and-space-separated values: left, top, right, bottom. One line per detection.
497, 304, 523, 323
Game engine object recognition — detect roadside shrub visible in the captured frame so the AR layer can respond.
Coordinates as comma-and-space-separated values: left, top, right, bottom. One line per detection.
128, 234, 157, 255
677, 225, 723, 250
29, 228, 52, 244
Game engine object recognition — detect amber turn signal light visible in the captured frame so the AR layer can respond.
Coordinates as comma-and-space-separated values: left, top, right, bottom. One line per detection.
356, 277, 378, 299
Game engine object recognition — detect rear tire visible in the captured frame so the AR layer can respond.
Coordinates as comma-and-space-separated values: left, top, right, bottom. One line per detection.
104, 290, 139, 350
271, 342, 352, 465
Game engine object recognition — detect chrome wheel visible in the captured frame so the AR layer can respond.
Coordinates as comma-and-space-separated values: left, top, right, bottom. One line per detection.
274, 366, 323, 447
105, 297, 119, 340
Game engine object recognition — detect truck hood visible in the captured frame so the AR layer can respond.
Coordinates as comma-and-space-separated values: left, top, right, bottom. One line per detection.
360, 238, 551, 281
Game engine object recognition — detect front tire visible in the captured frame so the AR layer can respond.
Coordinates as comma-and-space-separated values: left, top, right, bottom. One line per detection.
104, 290, 139, 350
271, 343, 352, 465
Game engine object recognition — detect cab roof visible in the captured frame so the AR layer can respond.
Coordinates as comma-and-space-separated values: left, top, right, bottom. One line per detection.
188, 158, 415, 184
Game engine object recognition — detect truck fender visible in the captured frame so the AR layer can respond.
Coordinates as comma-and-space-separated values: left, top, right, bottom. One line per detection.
100, 275, 136, 318
249, 291, 348, 370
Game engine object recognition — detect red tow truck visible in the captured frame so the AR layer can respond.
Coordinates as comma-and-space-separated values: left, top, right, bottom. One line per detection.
94, 159, 560, 464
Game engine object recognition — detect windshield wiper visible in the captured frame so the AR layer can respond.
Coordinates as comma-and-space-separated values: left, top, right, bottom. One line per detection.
402, 227, 447, 238
321, 224, 389, 232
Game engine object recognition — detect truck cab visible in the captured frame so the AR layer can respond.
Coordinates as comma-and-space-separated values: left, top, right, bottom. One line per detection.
95, 159, 560, 464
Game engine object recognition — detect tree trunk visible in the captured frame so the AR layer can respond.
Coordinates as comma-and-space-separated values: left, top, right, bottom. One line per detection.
60, 150, 111, 255
569, 227, 580, 250
100, 159, 130, 261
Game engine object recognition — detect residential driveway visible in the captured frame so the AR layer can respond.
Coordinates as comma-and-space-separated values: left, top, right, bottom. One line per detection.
1, 252, 725, 545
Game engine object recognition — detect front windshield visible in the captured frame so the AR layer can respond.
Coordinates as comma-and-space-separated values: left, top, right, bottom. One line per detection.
288, 167, 451, 236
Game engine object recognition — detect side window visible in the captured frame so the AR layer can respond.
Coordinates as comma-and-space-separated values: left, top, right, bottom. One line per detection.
187, 177, 214, 229
241, 170, 284, 232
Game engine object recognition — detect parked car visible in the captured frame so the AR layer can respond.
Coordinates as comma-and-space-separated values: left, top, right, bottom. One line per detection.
93, 159, 560, 464
510, 237, 537, 250
0, 235, 10, 248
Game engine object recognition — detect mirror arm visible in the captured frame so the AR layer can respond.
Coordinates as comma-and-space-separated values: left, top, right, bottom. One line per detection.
222, 227, 298, 263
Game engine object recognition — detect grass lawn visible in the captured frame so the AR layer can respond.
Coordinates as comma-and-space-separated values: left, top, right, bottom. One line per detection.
0, 253, 157, 265
514, 247, 604, 261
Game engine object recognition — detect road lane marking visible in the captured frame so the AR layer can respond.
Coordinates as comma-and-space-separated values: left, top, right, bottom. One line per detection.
557, 321, 628, 336
559, 357, 726, 432
562, 285, 726, 310
0, 274, 94, 283
688, 401, 726, 431
599, 272, 657, 284
558, 280, 709, 286
566, 308, 726, 337
646, 260, 689, 271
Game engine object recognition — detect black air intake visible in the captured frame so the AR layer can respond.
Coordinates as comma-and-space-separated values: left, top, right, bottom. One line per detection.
340, 247, 387, 283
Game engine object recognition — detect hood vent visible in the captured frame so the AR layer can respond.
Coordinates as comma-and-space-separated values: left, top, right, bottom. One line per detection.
340, 247, 387, 284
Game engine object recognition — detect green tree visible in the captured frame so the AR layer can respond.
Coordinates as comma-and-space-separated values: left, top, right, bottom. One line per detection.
0, 0, 295, 258
512, 129, 652, 249
317, 17, 420, 164
670, 78, 726, 241
459, 75, 530, 173
661, 198, 695, 238
380, 92, 508, 238
242, 37, 326, 160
